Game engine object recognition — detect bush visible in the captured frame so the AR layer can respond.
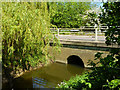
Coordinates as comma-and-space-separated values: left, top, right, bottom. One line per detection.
57, 73, 91, 89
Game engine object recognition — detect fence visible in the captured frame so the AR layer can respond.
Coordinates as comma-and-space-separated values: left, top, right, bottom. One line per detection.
50, 25, 109, 41
50, 25, 120, 41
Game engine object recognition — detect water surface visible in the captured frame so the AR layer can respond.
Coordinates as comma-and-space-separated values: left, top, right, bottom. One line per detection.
11, 63, 85, 88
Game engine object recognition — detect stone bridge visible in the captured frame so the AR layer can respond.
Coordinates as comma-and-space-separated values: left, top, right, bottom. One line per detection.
50, 39, 119, 68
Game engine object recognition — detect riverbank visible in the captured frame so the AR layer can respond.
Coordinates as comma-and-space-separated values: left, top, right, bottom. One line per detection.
2, 62, 52, 88
3, 62, 86, 88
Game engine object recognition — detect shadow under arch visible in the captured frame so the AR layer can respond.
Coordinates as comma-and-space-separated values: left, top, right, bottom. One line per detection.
67, 55, 84, 67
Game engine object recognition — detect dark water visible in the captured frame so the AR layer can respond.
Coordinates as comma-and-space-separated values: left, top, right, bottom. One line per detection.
5, 63, 85, 88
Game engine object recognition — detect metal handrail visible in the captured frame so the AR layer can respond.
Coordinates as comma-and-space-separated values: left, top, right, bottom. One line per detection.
50, 26, 120, 30
50, 25, 120, 41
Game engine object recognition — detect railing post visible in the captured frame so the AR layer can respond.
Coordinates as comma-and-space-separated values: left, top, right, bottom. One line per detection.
58, 28, 59, 36
95, 24, 98, 41
107, 26, 108, 29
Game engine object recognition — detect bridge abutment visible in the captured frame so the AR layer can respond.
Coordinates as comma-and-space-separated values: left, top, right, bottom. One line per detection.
49, 46, 108, 68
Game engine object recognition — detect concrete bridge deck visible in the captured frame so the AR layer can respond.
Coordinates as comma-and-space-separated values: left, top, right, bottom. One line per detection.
57, 35, 105, 42
56, 35, 119, 48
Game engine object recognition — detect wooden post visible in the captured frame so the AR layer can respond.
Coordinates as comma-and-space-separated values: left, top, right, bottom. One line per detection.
95, 24, 98, 41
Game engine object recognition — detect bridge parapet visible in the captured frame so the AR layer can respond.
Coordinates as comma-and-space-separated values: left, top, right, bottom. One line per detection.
59, 39, 119, 49
50, 39, 119, 68
51, 46, 108, 68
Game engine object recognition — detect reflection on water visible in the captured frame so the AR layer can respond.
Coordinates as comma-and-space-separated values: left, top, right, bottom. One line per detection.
32, 77, 56, 88
4, 62, 85, 88
33, 77, 52, 88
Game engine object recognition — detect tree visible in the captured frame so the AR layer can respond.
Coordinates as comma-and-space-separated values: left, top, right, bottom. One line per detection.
2, 2, 60, 74
99, 2, 120, 46
99, 2, 120, 68
49, 2, 92, 28
99, 3, 120, 88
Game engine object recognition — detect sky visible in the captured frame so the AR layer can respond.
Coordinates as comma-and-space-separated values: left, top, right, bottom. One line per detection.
91, 0, 108, 7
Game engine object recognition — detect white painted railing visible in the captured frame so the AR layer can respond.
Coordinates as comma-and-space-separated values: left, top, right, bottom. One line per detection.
50, 25, 120, 41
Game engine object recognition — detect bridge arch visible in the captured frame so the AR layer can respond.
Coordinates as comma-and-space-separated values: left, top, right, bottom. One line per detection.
67, 55, 84, 67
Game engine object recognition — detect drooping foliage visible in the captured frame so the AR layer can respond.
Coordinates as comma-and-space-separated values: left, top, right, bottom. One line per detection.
2, 2, 60, 72
0, 2, 2, 63
57, 2, 120, 89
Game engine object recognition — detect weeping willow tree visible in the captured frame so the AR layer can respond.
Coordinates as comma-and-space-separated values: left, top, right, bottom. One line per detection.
2, 2, 60, 73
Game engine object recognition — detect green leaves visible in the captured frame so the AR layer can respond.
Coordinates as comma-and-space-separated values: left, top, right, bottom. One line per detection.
95, 52, 103, 59
49, 2, 91, 28
99, 2, 120, 46
57, 74, 92, 89
2, 2, 60, 72
103, 79, 120, 89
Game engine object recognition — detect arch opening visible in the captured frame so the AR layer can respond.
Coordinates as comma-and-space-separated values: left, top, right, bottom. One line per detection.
67, 55, 84, 67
